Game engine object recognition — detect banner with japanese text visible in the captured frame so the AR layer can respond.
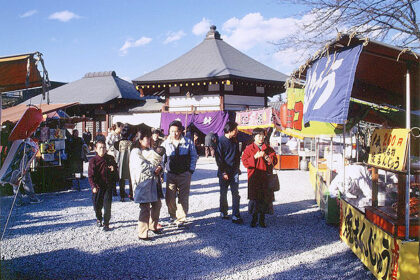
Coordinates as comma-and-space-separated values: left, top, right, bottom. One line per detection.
303, 44, 363, 124
367, 128, 409, 172
160, 111, 231, 136
340, 200, 419, 280
236, 108, 274, 131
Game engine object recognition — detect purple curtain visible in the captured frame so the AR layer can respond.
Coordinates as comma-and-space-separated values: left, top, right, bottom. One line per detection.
160, 111, 231, 136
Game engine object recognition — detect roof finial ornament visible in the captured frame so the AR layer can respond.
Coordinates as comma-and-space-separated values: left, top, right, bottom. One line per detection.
206, 25, 221, 40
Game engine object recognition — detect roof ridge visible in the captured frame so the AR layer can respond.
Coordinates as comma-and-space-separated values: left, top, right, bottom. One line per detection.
84, 71, 116, 78
213, 39, 231, 75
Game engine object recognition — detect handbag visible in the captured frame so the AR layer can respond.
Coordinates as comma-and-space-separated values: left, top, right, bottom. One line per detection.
267, 173, 280, 192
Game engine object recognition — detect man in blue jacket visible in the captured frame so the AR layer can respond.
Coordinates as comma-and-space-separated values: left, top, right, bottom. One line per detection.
162, 120, 198, 227
215, 121, 243, 224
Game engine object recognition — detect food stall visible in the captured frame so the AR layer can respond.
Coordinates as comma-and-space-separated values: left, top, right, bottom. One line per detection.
279, 86, 361, 223
288, 33, 419, 279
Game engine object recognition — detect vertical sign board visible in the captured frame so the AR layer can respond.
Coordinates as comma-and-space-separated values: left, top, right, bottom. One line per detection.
340, 200, 419, 280
367, 129, 409, 172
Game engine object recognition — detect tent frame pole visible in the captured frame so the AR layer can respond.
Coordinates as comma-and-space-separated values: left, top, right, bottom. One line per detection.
405, 68, 411, 240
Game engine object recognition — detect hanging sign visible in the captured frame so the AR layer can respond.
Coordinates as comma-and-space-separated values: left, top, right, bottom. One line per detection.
236, 108, 274, 130
367, 128, 409, 172
278, 88, 340, 138
303, 44, 363, 124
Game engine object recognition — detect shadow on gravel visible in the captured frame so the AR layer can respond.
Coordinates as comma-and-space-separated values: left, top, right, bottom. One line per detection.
1, 198, 373, 279
1, 194, 372, 279
266, 250, 375, 280
189, 180, 247, 197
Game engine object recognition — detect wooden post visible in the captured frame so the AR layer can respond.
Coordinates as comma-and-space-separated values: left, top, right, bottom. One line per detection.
371, 167, 378, 207
92, 121, 97, 139
82, 115, 86, 132
220, 95, 224, 111
105, 114, 109, 136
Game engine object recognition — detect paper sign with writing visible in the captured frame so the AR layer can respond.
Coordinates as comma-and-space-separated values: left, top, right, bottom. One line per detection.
368, 128, 409, 171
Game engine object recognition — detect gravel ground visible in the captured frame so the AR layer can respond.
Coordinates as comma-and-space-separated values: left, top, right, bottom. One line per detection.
0, 157, 374, 280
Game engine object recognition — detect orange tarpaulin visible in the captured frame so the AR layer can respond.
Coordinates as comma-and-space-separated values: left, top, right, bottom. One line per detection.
0, 53, 43, 93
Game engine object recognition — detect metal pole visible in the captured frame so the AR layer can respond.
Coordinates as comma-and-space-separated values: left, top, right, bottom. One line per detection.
356, 123, 360, 162
315, 137, 319, 168
330, 137, 333, 185
405, 68, 411, 240
343, 123, 346, 193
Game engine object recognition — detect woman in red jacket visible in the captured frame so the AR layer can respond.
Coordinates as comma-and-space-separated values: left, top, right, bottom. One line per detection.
242, 128, 278, 228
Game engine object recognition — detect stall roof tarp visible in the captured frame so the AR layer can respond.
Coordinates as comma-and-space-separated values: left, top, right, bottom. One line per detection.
2, 103, 78, 123
0, 53, 42, 92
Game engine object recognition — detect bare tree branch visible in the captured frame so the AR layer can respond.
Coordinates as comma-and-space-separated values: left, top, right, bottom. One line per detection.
275, 0, 420, 61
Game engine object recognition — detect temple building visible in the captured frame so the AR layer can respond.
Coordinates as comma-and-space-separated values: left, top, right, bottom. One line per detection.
132, 25, 288, 134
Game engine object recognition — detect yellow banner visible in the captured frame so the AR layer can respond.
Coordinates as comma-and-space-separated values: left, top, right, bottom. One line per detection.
367, 129, 409, 171
340, 200, 419, 280
279, 88, 340, 138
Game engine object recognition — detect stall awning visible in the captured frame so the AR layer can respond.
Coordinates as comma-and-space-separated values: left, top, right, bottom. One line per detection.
0, 53, 43, 93
289, 34, 419, 125
2, 103, 78, 123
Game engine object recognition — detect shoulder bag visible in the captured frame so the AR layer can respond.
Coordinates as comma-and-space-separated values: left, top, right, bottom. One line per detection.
267, 172, 280, 192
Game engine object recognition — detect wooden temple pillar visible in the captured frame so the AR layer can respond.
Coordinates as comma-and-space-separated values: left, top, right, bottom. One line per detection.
82, 115, 86, 132
105, 114, 110, 136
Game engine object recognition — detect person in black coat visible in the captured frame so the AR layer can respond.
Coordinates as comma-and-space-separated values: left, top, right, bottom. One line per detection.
88, 140, 118, 231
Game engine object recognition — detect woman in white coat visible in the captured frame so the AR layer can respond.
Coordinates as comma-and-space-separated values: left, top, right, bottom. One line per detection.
129, 128, 163, 241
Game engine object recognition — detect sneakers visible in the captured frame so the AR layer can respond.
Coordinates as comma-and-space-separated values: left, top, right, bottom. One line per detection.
220, 213, 229, 220
232, 216, 244, 225
96, 220, 103, 227
175, 221, 185, 228
29, 197, 42, 204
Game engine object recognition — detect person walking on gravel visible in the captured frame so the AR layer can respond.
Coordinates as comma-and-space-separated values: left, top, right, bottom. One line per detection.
115, 125, 133, 202
130, 128, 164, 241
242, 128, 277, 228
88, 140, 118, 231
162, 120, 198, 227
215, 121, 243, 224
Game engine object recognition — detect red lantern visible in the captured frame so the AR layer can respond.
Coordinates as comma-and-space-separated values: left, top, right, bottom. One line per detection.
280, 103, 288, 129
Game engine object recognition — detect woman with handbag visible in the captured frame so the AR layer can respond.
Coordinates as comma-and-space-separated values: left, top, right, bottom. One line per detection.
242, 128, 278, 228
129, 128, 164, 241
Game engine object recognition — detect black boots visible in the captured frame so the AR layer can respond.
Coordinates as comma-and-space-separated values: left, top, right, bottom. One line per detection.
250, 213, 266, 228
259, 213, 266, 228
251, 213, 258, 227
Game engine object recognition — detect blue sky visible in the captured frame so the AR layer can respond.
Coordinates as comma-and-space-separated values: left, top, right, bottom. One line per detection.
3, 1, 311, 83
0, 0, 310, 82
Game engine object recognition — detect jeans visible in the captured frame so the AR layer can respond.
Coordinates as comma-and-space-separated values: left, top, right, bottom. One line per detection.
219, 172, 240, 217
